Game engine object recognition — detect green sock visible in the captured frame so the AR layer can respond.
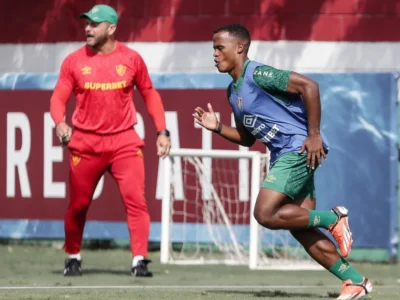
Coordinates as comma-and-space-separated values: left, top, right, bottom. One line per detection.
329, 257, 364, 283
307, 209, 338, 229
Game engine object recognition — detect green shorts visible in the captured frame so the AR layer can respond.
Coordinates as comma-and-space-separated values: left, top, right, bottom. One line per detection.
262, 152, 316, 200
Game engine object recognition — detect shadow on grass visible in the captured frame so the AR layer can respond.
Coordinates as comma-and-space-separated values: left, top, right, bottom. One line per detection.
206, 289, 339, 298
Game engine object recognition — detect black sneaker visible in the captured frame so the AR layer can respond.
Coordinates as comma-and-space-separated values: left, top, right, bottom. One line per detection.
64, 258, 82, 276
131, 259, 153, 277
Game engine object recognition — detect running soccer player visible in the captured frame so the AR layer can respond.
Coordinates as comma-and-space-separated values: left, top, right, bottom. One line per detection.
50, 4, 171, 277
193, 24, 372, 299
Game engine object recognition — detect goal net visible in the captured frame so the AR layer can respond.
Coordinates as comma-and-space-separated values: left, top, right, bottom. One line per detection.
160, 148, 323, 270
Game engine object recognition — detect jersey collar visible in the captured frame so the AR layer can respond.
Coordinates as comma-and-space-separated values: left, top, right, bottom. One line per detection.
240, 59, 251, 79
233, 59, 251, 91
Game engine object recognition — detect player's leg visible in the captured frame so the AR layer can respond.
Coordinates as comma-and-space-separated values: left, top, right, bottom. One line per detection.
290, 196, 372, 299
109, 153, 152, 277
254, 153, 352, 257
63, 132, 108, 276
109, 129, 152, 277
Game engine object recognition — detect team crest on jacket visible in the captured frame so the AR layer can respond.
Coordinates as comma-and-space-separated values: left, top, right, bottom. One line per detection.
237, 97, 243, 111
116, 64, 126, 76
72, 154, 81, 166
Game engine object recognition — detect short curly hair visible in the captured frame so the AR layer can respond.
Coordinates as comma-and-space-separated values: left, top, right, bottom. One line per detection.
213, 24, 251, 52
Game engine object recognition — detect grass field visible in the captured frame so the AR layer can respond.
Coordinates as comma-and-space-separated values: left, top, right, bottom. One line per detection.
0, 244, 399, 299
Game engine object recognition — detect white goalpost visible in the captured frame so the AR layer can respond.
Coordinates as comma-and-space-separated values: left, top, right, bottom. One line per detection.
160, 148, 323, 270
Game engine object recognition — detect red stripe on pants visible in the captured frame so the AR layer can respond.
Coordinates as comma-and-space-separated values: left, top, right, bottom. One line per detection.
64, 129, 150, 257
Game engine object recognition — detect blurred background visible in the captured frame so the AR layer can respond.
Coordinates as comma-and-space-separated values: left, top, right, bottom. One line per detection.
0, 0, 399, 282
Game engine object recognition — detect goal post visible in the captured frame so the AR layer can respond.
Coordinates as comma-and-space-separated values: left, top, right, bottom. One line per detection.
160, 148, 322, 270
161, 148, 261, 267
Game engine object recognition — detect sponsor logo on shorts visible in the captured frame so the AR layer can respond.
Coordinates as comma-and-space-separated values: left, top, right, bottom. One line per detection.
265, 174, 276, 182
72, 154, 81, 166
243, 115, 257, 128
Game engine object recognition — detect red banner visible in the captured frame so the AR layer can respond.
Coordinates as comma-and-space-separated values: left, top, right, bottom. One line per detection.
0, 90, 267, 223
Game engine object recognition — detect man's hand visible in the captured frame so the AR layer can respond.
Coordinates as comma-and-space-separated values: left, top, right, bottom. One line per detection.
55, 121, 72, 146
193, 103, 219, 131
157, 134, 171, 158
299, 134, 327, 169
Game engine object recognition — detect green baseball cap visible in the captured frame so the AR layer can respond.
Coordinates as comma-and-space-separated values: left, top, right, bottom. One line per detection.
80, 4, 118, 24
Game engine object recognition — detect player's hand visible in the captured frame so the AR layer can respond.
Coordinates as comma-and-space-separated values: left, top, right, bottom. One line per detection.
156, 134, 171, 159
299, 134, 327, 169
193, 103, 219, 131
55, 121, 72, 146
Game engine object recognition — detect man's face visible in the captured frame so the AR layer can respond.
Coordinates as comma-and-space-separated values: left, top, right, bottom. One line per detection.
212, 31, 240, 73
84, 19, 113, 47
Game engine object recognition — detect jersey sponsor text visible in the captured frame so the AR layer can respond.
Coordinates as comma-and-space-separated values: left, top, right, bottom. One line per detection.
84, 80, 127, 90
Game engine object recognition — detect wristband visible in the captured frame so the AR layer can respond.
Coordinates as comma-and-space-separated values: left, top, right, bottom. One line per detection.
157, 129, 170, 137
215, 122, 223, 134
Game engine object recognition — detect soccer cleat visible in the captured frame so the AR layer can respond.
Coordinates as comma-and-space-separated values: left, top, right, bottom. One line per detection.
337, 277, 373, 299
63, 258, 82, 276
131, 259, 153, 277
328, 206, 353, 257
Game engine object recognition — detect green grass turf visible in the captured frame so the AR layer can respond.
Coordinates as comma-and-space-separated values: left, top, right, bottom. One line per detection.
0, 245, 399, 299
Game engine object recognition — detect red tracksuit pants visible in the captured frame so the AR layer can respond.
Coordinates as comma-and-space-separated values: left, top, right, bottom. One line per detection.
64, 128, 150, 257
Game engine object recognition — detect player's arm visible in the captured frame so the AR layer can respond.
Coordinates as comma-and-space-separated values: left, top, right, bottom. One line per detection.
286, 72, 326, 167
134, 53, 167, 133
193, 103, 256, 147
254, 65, 326, 168
286, 72, 320, 136
254, 65, 321, 138
50, 57, 74, 143
133, 53, 170, 158
219, 115, 256, 147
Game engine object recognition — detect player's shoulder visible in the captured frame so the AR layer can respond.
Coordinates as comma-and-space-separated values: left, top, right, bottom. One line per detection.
67, 45, 88, 58
246, 61, 274, 79
250, 60, 265, 66
253, 62, 292, 75
253, 61, 276, 71
61, 45, 88, 64
117, 42, 143, 60
252, 62, 291, 80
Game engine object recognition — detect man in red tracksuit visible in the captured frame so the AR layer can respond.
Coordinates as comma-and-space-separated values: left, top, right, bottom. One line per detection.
50, 4, 171, 277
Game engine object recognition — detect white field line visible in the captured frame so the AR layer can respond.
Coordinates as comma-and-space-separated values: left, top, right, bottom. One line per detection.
0, 285, 398, 290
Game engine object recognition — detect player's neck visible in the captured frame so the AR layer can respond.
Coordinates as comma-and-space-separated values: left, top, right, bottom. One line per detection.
229, 57, 249, 82
90, 40, 117, 55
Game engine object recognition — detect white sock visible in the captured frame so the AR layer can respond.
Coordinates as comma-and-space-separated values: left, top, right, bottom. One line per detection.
68, 253, 81, 261
132, 255, 144, 267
